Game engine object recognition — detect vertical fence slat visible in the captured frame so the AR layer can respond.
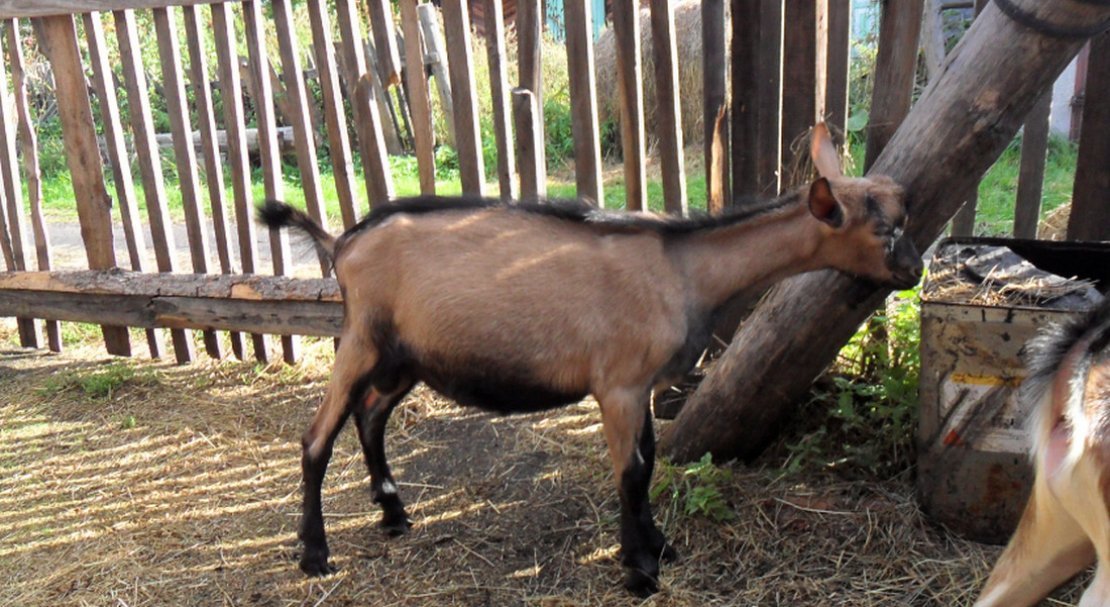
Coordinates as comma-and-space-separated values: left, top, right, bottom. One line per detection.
950, 0, 987, 237
650, 0, 687, 215
862, 0, 923, 172
366, 0, 401, 86
703, 0, 728, 211
153, 6, 222, 359
400, 0, 435, 195
731, 0, 759, 201
7, 20, 58, 351
757, 0, 783, 196
516, 0, 545, 200
272, 0, 330, 273
364, 37, 405, 156
0, 25, 37, 347
212, 1, 269, 363
336, 0, 394, 207
563, 0, 603, 206
182, 4, 246, 359
418, 5, 455, 146
484, 0, 516, 201
825, 0, 850, 138
441, 0, 485, 196
83, 12, 160, 357
781, 0, 826, 181
1012, 91, 1051, 238
243, 0, 298, 364
612, 0, 646, 210
306, 0, 359, 228
32, 15, 131, 356
1067, 32, 1110, 242
114, 8, 194, 364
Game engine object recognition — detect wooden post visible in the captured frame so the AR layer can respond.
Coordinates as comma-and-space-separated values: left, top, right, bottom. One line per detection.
32, 15, 130, 356
563, 0, 603, 206
365, 0, 402, 86
1012, 91, 1052, 238
661, 0, 1110, 463
335, 0, 394, 209
516, 0, 546, 200
950, 0, 987, 237
418, 4, 455, 146
212, 1, 269, 363
704, 0, 728, 210
7, 20, 59, 351
825, 0, 851, 137
650, 0, 687, 215
401, 0, 436, 195
484, 0, 516, 201
182, 4, 246, 359
441, 0, 485, 196
0, 25, 37, 347
731, 0, 760, 201
863, 0, 924, 172
1067, 32, 1110, 241
115, 8, 195, 364
153, 6, 222, 359
781, 0, 827, 184
757, 0, 784, 196
364, 38, 405, 156
612, 0, 646, 210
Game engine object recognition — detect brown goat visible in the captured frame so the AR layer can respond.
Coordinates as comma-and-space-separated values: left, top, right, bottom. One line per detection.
975, 298, 1110, 607
259, 124, 923, 595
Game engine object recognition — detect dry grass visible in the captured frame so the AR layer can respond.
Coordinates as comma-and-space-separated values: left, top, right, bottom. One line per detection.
0, 319, 1092, 606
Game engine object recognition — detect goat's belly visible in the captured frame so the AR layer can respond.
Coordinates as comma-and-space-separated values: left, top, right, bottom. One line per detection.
417, 368, 590, 415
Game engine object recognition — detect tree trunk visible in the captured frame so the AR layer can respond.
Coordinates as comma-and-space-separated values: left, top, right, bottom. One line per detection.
661, 0, 1110, 463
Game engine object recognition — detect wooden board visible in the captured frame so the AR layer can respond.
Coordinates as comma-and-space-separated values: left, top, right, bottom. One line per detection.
515, 0, 545, 200
483, 0, 516, 202
1067, 32, 1110, 242
703, 0, 728, 210
757, 0, 784, 196
31, 15, 130, 355
730, 0, 760, 200
863, 0, 923, 171
1012, 91, 1051, 239
650, 0, 687, 215
441, 0, 485, 196
563, 0, 603, 206
0, 0, 238, 19
781, 0, 826, 183
825, 0, 850, 137
400, 0, 435, 195
612, 0, 646, 210
417, 4, 455, 146
365, 0, 401, 86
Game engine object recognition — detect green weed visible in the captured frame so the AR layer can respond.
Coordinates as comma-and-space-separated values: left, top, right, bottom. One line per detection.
651, 453, 734, 522
37, 362, 158, 400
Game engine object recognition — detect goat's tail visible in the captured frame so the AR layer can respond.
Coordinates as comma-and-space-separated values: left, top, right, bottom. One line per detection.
258, 200, 337, 261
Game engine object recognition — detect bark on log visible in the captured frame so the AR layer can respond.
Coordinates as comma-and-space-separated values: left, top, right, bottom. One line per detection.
661, 0, 1110, 463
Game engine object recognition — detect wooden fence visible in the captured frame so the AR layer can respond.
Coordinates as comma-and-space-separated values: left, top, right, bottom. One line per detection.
0, 0, 1106, 366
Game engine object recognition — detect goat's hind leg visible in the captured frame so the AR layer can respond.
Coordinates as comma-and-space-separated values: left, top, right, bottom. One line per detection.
353, 379, 416, 535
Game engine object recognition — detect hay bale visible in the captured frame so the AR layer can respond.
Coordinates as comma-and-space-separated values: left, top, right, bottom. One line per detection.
594, 0, 726, 149
1038, 202, 1072, 241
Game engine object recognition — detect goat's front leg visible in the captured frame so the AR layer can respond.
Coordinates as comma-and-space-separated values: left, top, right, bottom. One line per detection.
598, 388, 672, 596
352, 381, 415, 535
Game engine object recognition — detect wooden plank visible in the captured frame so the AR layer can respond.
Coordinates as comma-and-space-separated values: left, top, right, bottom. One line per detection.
563, 0, 603, 207
31, 15, 130, 355
650, 0, 687, 215
153, 6, 221, 359
516, 0, 545, 200
182, 3, 246, 359
0, 23, 37, 347
1067, 32, 1110, 242
483, 0, 516, 201
400, 0, 435, 195
271, 0, 330, 273
825, 0, 850, 137
211, 1, 269, 362
114, 8, 194, 364
1012, 91, 1051, 239
441, 0, 485, 196
306, 0, 359, 228
612, 0, 646, 210
7, 19, 59, 351
703, 0, 728, 210
417, 4, 455, 146
363, 36, 405, 156
731, 0, 759, 200
1, 0, 239, 19
0, 270, 340, 299
863, 0, 923, 171
757, 0, 783, 196
365, 0, 401, 86
335, 0, 394, 207
242, 0, 298, 364
781, 0, 827, 183
950, 0, 987, 237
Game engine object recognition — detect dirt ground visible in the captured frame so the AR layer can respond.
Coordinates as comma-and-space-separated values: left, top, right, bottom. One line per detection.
0, 320, 1091, 606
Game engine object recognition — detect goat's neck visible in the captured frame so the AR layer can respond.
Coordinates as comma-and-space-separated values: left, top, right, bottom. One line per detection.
671, 194, 825, 310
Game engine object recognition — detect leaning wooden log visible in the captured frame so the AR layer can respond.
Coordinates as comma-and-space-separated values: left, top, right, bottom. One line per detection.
0, 270, 343, 337
661, 0, 1110, 463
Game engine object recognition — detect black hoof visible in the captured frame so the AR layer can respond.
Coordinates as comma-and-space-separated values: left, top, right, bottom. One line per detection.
380, 511, 413, 537
623, 567, 659, 597
299, 548, 337, 577
660, 543, 679, 564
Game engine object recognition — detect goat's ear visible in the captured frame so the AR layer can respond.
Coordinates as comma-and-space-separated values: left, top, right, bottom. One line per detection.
808, 177, 844, 228
810, 123, 842, 179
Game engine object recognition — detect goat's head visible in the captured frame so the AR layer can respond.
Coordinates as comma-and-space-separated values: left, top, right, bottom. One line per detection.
805, 123, 923, 290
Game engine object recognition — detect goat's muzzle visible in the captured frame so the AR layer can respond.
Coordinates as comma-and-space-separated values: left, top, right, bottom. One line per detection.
887, 235, 924, 290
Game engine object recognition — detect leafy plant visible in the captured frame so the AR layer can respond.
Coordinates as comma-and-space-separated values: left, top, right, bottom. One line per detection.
651, 453, 734, 522
38, 362, 158, 400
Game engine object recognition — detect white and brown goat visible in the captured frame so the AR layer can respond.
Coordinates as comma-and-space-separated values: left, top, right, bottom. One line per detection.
975, 298, 1110, 607
259, 124, 923, 595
